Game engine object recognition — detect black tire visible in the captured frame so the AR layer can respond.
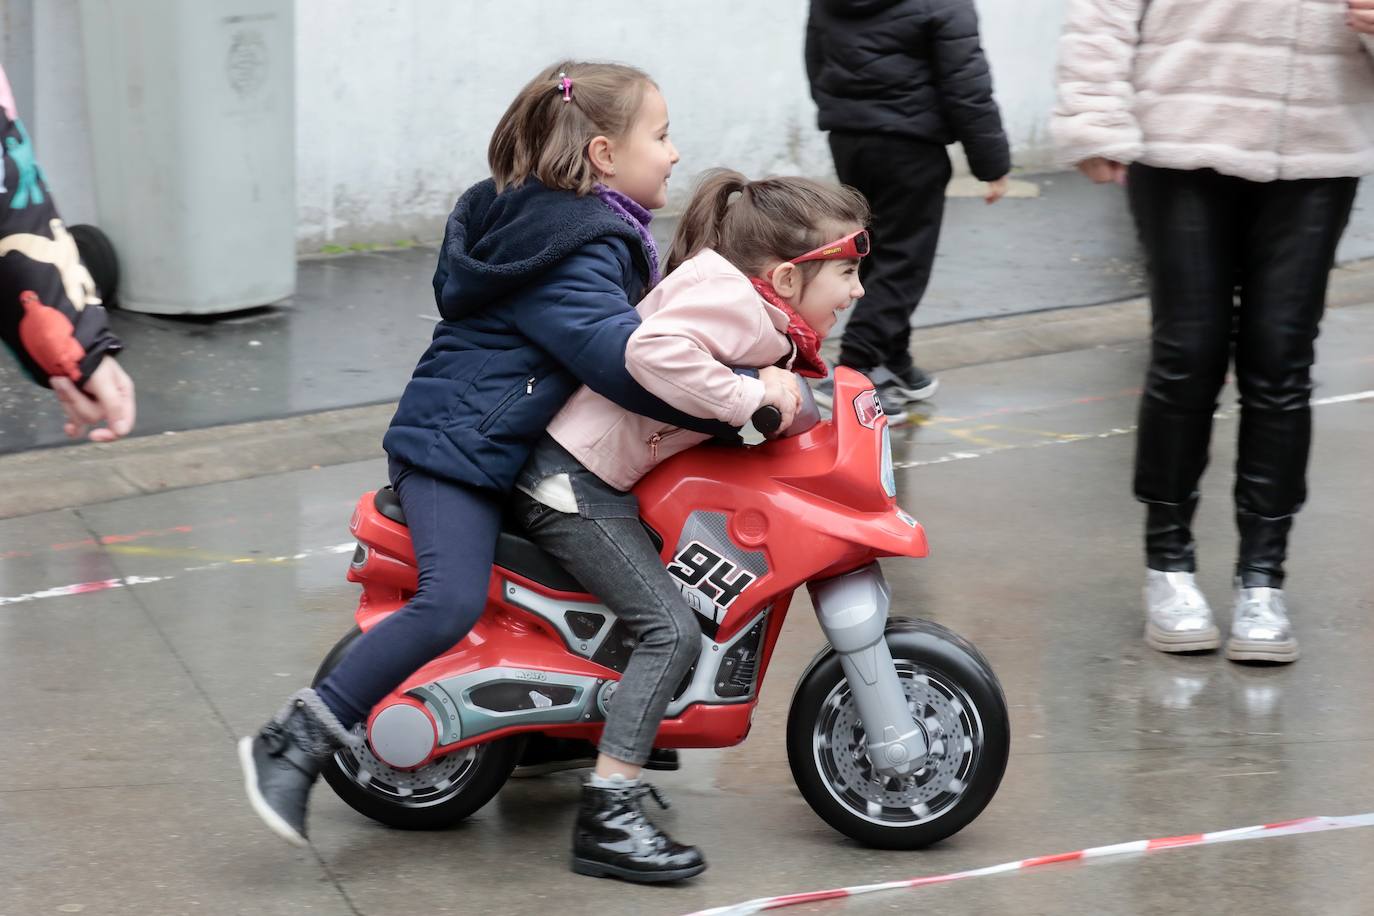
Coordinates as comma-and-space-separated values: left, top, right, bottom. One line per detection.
68, 224, 120, 308
311, 627, 519, 830
786, 617, 1009, 849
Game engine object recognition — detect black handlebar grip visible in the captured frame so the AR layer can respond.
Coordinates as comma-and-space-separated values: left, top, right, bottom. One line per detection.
752, 405, 783, 435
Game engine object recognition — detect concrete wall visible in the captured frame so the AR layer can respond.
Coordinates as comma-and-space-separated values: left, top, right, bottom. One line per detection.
978, 0, 1068, 165
5, 0, 1069, 251
293, 0, 1069, 249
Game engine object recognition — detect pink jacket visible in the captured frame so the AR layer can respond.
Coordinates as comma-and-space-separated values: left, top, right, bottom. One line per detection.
546, 248, 794, 491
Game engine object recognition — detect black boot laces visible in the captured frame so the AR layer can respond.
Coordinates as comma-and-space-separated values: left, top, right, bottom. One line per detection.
615, 783, 674, 850
611, 781, 671, 810
636, 782, 670, 810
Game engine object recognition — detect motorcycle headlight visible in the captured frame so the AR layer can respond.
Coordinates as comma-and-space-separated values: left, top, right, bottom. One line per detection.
880, 425, 896, 498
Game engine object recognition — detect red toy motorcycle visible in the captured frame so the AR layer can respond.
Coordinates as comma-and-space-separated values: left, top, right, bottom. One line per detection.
316, 368, 1009, 848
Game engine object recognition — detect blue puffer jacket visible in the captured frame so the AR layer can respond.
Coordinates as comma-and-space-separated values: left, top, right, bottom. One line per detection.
384, 178, 737, 492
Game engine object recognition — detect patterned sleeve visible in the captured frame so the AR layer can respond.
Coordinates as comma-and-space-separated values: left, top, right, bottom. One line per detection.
0, 108, 122, 389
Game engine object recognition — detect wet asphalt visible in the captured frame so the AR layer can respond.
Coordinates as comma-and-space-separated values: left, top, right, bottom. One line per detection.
2, 301, 1372, 915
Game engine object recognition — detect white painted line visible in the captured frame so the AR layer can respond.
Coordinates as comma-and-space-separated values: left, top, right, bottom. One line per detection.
1313, 389, 1374, 406
0, 543, 356, 608
895, 388, 1373, 470
6, 391, 1371, 607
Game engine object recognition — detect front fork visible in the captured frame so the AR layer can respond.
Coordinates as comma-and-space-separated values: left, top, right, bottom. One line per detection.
809, 563, 927, 778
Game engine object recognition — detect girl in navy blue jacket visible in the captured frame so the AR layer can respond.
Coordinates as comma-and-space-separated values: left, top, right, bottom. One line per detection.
238, 61, 792, 847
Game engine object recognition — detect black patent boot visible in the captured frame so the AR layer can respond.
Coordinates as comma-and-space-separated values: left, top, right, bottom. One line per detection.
511, 737, 599, 778
571, 779, 706, 883
513, 740, 680, 779
237, 688, 358, 846
644, 748, 680, 772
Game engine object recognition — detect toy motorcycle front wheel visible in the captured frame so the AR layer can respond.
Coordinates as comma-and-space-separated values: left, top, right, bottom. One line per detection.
786, 617, 1010, 849
311, 628, 520, 830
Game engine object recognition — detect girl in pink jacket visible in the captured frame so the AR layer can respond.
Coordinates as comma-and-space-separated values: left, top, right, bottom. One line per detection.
511, 169, 869, 883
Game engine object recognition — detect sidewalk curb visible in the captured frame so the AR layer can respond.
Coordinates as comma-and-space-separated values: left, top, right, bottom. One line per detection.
908, 252, 1374, 373
6, 258, 1374, 520
0, 405, 396, 520
910, 297, 1148, 373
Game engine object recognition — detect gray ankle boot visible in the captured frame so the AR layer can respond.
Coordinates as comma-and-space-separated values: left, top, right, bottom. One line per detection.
238, 688, 358, 846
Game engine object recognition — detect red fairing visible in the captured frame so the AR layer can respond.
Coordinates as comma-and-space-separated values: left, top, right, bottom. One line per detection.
343, 367, 927, 763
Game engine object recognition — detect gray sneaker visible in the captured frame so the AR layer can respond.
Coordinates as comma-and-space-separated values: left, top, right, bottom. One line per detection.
1144, 570, 1220, 653
890, 365, 940, 402
1225, 584, 1299, 663
811, 368, 910, 417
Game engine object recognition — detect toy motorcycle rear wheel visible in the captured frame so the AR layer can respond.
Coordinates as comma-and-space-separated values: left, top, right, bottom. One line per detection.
312, 627, 520, 830
786, 617, 1010, 849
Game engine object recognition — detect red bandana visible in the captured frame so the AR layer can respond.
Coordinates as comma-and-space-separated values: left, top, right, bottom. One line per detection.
748, 278, 828, 379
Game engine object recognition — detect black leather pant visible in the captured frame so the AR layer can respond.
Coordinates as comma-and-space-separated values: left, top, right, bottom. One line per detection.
1127, 164, 1357, 588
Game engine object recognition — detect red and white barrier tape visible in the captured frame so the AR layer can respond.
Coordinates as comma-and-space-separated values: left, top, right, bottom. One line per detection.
686, 812, 1374, 916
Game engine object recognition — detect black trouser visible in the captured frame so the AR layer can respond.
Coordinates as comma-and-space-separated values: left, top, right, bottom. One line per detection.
1127, 164, 1357, 588
828, 132, 950, 374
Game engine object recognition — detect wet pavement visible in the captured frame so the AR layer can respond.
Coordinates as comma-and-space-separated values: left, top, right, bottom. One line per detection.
2, 300, 1371, 915
6, 173, 1374, 455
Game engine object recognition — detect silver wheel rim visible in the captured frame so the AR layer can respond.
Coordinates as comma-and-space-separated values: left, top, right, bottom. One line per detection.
334, 726, 485, 809
812, 661, 984, 827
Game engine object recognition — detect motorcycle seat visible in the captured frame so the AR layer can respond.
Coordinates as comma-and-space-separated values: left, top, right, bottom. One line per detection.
372, 486, 586, 594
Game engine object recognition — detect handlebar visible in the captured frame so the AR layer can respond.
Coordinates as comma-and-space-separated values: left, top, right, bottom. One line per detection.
751, 405, 784, 436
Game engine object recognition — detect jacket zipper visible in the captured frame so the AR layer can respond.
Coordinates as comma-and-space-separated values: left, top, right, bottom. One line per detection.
478, 376, 536, 434
647, 427, 685, 461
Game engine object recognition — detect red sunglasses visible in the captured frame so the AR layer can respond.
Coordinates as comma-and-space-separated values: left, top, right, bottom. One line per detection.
790, 228, 871, 264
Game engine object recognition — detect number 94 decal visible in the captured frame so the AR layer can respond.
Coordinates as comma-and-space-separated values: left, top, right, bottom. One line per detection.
666, 541, 758, 614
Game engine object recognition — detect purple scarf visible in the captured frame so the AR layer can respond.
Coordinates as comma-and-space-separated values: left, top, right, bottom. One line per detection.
593, 185, 661, 286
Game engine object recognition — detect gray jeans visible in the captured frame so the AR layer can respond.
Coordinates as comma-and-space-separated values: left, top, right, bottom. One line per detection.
513, 489, 700, 766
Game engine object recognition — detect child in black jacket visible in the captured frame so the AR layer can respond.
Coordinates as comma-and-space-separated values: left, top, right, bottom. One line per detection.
806, 0, 1011, 410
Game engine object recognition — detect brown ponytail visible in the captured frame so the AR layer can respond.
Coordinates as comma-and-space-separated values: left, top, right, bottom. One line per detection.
665, 169, 871, 280
663, 169, 749, 275
488, 61, 654, 195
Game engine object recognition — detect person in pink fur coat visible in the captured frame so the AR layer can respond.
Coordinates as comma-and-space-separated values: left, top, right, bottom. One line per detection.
1052, 0, 1374, 664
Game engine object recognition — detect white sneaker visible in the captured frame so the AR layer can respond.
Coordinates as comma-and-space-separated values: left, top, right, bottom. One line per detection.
1144, 570, 1220, 653
1225, 584, 1299, 664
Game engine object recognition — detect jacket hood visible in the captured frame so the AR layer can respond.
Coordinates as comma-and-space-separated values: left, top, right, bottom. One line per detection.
433, 178, 649, 321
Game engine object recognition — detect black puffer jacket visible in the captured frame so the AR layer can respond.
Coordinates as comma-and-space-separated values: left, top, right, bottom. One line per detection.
805, 0, 1011, 181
